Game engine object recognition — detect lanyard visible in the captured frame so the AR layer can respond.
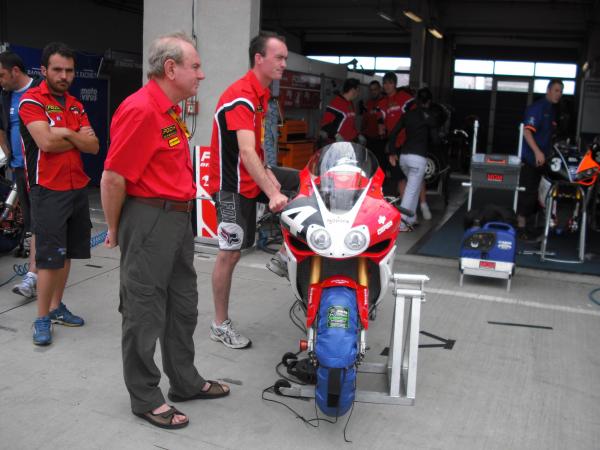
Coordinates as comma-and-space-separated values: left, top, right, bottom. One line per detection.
167, 108, 191, 139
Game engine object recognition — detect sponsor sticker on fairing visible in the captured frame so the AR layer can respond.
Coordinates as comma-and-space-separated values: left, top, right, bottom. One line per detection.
377, 220, 392, 235
327, 306, 349, 329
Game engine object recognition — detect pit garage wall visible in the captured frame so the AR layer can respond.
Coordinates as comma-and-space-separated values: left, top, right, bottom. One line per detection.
143, 0, 379, 145
143, 0, 261, 149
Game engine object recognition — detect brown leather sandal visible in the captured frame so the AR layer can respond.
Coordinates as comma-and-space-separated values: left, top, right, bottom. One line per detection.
133, 405, 189, 429
168, 380, 230, 402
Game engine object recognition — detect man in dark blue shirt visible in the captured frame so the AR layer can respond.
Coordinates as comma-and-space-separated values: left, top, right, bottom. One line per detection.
517, 79, 563, 239
0, 51, 43, 296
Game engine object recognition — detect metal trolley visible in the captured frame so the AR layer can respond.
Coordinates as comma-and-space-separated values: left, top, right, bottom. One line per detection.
460, 122, 524, 291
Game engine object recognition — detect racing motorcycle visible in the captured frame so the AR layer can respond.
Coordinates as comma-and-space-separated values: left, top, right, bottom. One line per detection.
0, 151, 25, 255
541, 140, 600, 232
539, 139, 600, 261
278, 142, 403, 416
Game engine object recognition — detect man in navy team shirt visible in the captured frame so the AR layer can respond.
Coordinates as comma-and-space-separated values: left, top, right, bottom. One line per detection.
517, 78, 563, 241
0, 51, 43, 298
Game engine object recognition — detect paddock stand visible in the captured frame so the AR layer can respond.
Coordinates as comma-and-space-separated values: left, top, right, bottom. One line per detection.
540, 181, 591, 264
278, 274, 429, 406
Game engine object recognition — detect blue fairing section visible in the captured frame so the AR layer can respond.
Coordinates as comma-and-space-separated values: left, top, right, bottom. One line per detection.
315, 286, 359, 416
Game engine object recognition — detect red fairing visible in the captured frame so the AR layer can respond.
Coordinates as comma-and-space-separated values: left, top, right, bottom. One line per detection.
356, 285, 370, 329
353, 167, 401, 261
297, 166, 314, 196
307, 277, 370, 329
306, 284, 322, 328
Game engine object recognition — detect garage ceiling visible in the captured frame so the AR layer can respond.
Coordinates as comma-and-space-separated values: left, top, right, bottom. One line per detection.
261, 0, 599, 60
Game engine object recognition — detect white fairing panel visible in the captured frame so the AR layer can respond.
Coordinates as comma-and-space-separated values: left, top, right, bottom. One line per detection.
284, 242, 303, 302
305, 177, 372, 258
376, 244, 396, 303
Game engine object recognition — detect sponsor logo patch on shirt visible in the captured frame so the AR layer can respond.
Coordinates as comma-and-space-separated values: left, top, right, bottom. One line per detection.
161, 124, 178, 139
46, 105, 62, 112
168, 137, 181, 147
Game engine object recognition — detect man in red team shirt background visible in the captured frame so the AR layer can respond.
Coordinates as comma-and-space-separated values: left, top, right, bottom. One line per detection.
320, 78, 362, 144
207, 31, 297, 349
101, 33, 229, 430
19, 42, 99, 346
376, 72, 413, 196
361, 80, 386, 168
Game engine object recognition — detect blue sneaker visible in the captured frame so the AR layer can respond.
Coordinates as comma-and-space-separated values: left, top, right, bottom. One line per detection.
48, 303, 85, 327
33, 316, 52, 346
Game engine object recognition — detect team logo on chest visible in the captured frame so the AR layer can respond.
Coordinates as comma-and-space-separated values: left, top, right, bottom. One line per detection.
161, 124, 180, 147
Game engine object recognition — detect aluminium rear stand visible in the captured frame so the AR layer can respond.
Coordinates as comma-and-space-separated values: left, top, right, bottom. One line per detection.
540, 181, 590, 263
460, 122, 524, 291
278, 273, 429, 406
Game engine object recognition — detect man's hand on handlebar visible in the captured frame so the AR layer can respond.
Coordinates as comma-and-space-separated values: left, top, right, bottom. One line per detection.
269, 191, 288, 213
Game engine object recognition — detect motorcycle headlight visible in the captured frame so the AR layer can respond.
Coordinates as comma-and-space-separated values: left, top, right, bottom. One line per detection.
344, 229, 367, 251
309, 228, 331, 250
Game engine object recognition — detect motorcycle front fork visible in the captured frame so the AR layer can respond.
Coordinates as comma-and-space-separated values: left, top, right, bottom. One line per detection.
306, 255, 368, 364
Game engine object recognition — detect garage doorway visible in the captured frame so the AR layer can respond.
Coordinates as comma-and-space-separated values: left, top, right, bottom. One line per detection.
487, 77, 532, 154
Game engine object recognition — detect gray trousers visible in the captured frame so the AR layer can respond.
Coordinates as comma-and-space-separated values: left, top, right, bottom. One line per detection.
399, 153, 427, 226
118, 199, 205, 414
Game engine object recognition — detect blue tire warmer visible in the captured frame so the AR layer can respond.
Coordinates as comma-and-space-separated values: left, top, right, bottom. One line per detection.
314, 286, 359, 416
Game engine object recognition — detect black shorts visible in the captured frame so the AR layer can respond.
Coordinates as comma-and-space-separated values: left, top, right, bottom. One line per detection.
516, 163, 543, 218
213, 166, 299, 251
30, 186, 92, 269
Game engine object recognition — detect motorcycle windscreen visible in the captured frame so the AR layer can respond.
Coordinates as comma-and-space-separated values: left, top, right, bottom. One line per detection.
308, 142, 379, 214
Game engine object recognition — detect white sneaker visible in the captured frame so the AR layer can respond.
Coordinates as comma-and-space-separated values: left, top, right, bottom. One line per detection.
12, 272, 37, 298
210, 319, 251, 349
420, 202, 432, 220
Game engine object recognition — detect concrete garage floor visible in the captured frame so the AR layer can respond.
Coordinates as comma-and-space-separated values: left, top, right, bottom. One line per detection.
1, 191, 599, 449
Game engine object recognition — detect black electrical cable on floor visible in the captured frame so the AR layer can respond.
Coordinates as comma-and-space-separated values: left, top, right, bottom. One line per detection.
288, 301, 306, 333
261, 385, 339, 429
263, 350, 356, 442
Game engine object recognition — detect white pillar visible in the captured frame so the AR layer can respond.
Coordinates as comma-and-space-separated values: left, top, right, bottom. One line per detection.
143, 0, 261, 147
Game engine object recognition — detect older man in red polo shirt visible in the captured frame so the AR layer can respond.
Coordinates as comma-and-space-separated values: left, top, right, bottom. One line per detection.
101, 32, 228, 430
19, 42, 99, 346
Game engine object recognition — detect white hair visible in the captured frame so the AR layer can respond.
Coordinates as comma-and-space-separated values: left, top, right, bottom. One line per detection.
147, 32, 195, 79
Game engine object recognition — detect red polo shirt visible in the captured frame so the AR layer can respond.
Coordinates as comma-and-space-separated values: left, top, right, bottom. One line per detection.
320, 94, 358, 141
18, 80, 90, 190
376, 89, 414, 147
208, 70, 269, 198
361, 97, 382, 138
104, 79, 195, 201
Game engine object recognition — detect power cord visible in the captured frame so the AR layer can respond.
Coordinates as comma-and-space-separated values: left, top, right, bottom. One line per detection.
289, 300, 306, 333
262, 350, 356, 442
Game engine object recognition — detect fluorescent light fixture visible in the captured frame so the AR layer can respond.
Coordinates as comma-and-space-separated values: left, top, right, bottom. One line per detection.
428, 27, 443, 39
377, 11, 394, 22
582, 61, 589, 72
403, 10, 422, 23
